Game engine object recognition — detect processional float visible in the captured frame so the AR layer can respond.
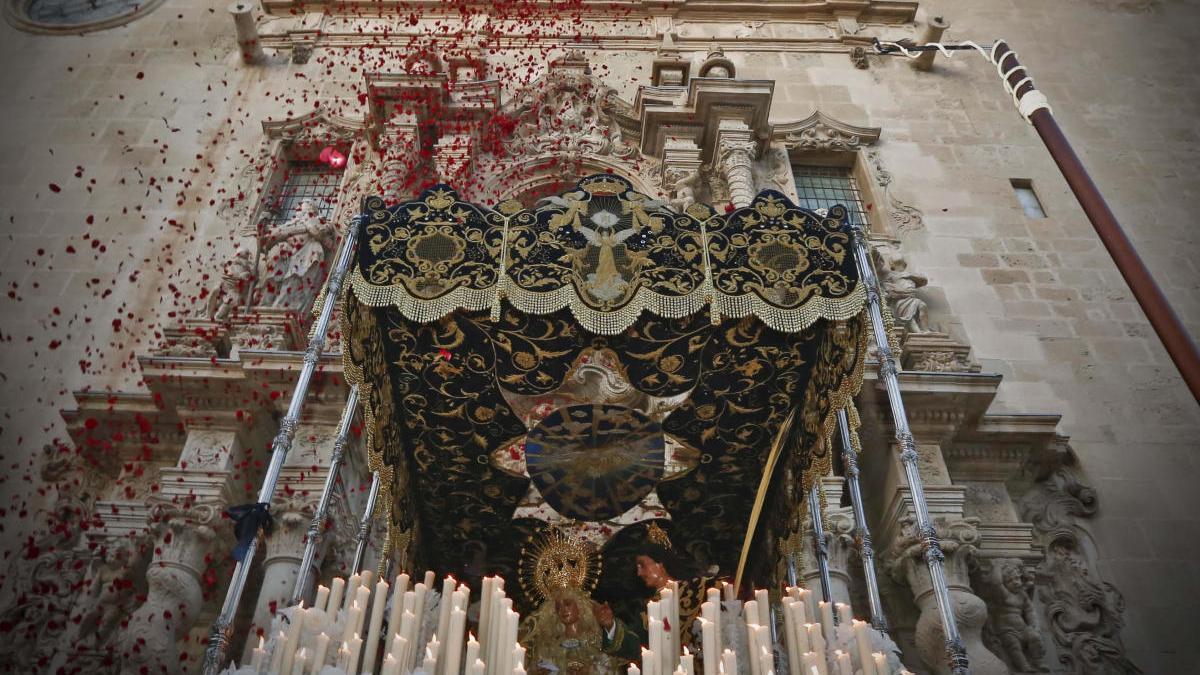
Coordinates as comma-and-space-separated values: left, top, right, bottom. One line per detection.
204, 175, 968, 675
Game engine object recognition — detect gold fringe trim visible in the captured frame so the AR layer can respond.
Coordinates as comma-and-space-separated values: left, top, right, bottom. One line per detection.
350, 267, 866, 337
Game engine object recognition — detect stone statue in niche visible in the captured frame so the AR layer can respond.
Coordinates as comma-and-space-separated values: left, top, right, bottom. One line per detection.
256, 200, 334, 311
206, 247, 256, 322
873, 242, 933, 334
982, 559, 1047, 673
665, 167, 701, 214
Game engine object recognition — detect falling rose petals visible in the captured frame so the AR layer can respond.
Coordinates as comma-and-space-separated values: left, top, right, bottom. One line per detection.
48, 183, 61, 192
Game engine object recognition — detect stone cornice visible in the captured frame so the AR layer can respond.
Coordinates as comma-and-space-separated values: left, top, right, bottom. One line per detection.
260, 0, 918, 24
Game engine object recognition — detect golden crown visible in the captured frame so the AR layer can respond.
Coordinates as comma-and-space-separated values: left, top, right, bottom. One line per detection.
646, 521, 673, 549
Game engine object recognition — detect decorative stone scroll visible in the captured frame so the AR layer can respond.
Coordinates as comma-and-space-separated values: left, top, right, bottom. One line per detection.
348, 174, 865, 336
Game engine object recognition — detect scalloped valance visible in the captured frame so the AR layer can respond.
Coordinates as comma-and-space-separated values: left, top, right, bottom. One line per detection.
348, 174, 865, 334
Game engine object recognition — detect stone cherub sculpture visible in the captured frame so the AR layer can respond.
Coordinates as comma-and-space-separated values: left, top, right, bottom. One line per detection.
984, 559, 1047, 673
665, 167, 701, 214
256, 200, 335, 311
873, 242, 933, 334
206, 247, 256, 322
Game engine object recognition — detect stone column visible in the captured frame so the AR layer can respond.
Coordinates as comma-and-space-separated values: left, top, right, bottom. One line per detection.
886, 516, 1006, 675
119, 498, 229, 675
379, 126, 419, 200
716, 120, 757, 208
117, 422, 242, 675
242, 424, 342, 658
878, 436, 1006, 675
434, 133, 474, 184
801, 477, 856, 606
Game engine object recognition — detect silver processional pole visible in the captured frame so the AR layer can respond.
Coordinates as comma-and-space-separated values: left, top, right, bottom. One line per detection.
806, 487, 837, 625
201, 215, 362, 675
351, 472, 383, 574
836, 408, 888, 631
849, 221, 970, 674
289, 385, 360, 606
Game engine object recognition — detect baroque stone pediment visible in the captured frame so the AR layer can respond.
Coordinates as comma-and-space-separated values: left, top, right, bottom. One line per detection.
261, 107, 367, 145
495, 63, 640, 163
773, 111, 881, 152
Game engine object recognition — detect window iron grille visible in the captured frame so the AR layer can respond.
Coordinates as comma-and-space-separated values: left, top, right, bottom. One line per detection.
791, 165, 869, 227
263, 162, 343, 226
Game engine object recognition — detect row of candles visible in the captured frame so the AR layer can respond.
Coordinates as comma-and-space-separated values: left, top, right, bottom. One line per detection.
233, 572, 910, 675
628, 584, 912, 675
240, 570, 525, 675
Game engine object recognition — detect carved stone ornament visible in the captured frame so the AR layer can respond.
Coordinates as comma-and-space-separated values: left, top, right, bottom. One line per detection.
872, 241, 934, 335
207, 247, 256, 322
887, 516, 1009, 675
976, 558, 1047, 673
867, 149, 925, 232
773, 111, 881, 153
261, 107, 366, 148
503, 68, 637, 163
1019, 469, 1142, 674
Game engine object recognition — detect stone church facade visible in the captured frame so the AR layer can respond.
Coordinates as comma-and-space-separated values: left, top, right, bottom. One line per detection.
0, 1, 1196, 674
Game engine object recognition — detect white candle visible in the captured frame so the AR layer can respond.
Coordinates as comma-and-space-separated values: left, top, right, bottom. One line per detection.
421, 645, 438, 675
437, 577, 457, 663
465, 633, 480, 673
851, 621, 875, 675
311, 632, 331, 673
329, 578, 346, 620
872, 653, 888, 674
502, 606, 519, 675
363, 579, 390, 672
818, 602, 834, 643
385, 588, 405, 659
400, 609, 418, 672
801, 652, 821, 675
342, 602, 362, 650
807, 626, 828, 675
280, 607, 305, 675
666, 581, 681, 671
754, 590, 770, 629
382, 654, 400, 675
780, 600, 800, 675
754, 627, 771, 675
835, 651, 852, 675
513, 644, 527, 674
720, 649, 737, 675
642, 646, 657, 675
699, 618, 717, 675
443, 608, 467, 675
290, 648, 308, 675
681, 647, 696, 675
347, 635, 363, 675
648, 602, 663, 673
800, 589, 817, 627
835, 604, 851, 629
722, 582, 735, 602
412, 582, 430, 655
354, 586, 372, 637
469, 658, 486, 675
757, 645, 772, 675
249, 635, 267, 673
630, 664, 642, 675
314, 585, 331, 613
361, 570, 375, 590
344, 574, 362, 613
335, 642, 352, 672
745, 621, 762, 675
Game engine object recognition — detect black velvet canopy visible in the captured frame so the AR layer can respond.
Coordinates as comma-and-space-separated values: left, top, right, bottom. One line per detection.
340, 174, 867, 606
